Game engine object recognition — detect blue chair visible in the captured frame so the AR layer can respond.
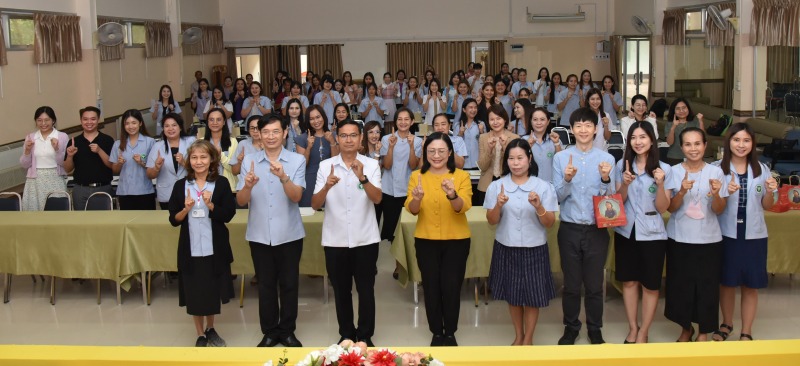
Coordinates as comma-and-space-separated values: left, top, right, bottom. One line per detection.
43, 191, 71, 304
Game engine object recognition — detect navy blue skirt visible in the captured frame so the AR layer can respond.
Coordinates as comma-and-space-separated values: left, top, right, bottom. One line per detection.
488, 240, 556, 307
721, 206, 768, 289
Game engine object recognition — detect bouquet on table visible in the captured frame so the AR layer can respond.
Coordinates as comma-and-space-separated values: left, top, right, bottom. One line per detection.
264, 339, 444, 366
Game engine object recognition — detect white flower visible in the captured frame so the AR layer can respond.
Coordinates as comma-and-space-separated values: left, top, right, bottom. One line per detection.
298, 350, 322, 366
263, 362, 273, 366
322, 344, 345, 365
429, 359, 445, 366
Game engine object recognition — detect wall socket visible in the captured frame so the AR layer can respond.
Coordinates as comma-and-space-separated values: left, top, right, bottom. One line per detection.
593, 53, 610, 60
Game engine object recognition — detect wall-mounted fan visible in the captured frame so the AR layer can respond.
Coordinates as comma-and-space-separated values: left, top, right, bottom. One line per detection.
707, 4, 738, 32
631, 15, 652, 35
182, 27, 203, 45
97, 22, 125, 46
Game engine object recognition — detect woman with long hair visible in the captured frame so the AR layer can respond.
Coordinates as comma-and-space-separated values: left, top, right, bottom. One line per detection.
614, 121, 671, 343
585, 88, 612, 150
496, 79, 514, 121
147, 113, 196, 210
280, 80, 310, 116
192, 78, 212, 122
444, 72, 462, 120
453, 98, 484, 170
203, 108, 239, 189
379, 72, 398, 128
295, 105, 339, 207
241, 81, 273, 119
510, 98, 532, 136
476, 82, 498, 124
665, 98, 705, 165
20, 106, 69, 210
600, 75, 623, 129
524, 107, 563, 183
556, 74, 584, 127
620, 94, 658, 140
546, 72, 565, 116
476, 104, 519, 204
204, 86, 234, 133
485, 138, 557, 345
110, 109, 156, 210
578, 69, 597, 92
531, 67, 551, 107
713, 123, 778, 342
230, 78, 248, 126
342, 71, 362, 107
151, 84, 182, 136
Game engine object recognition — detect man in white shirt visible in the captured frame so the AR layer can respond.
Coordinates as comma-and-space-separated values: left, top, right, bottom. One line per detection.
468, 63, 484, 96
312, 120, 382, 346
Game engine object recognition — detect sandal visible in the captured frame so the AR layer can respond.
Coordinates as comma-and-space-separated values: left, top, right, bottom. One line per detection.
712, 323, 733, 342
676, 326, 695, 342
740, 333, 753, 341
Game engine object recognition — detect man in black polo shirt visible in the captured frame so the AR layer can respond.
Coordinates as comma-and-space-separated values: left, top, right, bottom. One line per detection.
64, 106, 114, 210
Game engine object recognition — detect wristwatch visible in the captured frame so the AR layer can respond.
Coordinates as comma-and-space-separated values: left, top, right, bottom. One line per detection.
359, 175, 369, 185
447, 192, 458, 201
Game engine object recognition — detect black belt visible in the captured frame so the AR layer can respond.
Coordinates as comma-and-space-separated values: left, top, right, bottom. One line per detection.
74, 182, 110, 187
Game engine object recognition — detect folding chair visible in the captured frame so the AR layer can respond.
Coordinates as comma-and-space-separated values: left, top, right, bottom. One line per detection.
1, 192, 21, 303
44, 191, 72, 305
85, 192, 122, 305
551, 126, 572, 145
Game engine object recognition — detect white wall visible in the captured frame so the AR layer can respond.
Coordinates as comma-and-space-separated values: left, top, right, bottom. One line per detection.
614, 0, 656, 35
97, 0, 167, 20
180, 0, 219, 24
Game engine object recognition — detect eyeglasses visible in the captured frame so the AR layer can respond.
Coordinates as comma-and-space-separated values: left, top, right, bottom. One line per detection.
249, 126, 260, 131
426, 149, 450, 156
337, 133, 359, 140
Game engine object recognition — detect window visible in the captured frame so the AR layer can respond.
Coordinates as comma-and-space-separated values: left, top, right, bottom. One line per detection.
300, 46, 308, 83
128, 23, 145, 47
685, 9, 706, 36
2, 13, 35, 50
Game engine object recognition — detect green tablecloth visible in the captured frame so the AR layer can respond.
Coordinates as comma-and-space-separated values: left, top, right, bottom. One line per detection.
390, 208, 800, 288
0, 210, 327, 283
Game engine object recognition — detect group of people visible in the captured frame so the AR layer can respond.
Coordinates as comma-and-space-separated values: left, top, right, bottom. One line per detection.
17, 61, 777, 349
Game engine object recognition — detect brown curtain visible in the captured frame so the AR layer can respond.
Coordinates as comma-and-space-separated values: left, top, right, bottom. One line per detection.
0, 17, 7, 66
432, 41, 470, 79
705, 3, 736, 47
226, 48, 237, 79
767, 46, 800, 83
97, 17, 125, 61
307, 44, 343, 78
259, 46, 279, 86
722, 46, 735, 110
609, 35, 624, 85
661, 8, 686, 46
281, 45, 301, 81
487, 40, 505, 77
203, 25, 224, 54
33, 13, 82, 64
145, 21, 172, 58
751, 0, 800, 47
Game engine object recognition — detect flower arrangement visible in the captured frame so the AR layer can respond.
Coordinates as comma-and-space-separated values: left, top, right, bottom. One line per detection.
263, 340, 444, 366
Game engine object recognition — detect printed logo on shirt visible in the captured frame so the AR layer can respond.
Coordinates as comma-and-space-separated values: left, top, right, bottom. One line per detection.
358, 183, 364, 190
547, 152, 554, 158
756, 184, 763, 193
648, 184, 657, 194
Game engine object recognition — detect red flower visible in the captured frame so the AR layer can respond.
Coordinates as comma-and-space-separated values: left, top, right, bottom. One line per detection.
369, 349, 398, 366
338, 351, 365, 366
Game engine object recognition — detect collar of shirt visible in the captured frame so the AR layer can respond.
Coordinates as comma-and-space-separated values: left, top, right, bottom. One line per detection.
255, 148, 289, 164
35, 129, 57, 141
501, 175, 536, 193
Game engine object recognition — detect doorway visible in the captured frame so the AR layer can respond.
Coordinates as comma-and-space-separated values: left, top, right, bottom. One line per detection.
623, 38, 651, 107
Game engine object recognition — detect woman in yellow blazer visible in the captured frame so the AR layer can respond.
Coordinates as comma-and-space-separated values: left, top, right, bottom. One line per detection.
477, 104, 519, 204
405, 132, 473, 347
203, 108, 238, 189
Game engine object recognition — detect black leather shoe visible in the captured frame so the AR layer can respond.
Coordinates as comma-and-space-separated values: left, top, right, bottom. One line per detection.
443, 335, 458, 346
558, 328, 579, 345
280, 334, 303, 347
257, 335, 279, 347
588, 330, 606, 344
359, 337, 375, 347
430, 334, 445, 347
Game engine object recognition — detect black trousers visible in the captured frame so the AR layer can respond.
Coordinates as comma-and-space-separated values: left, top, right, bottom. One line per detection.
415, 237, 470, 336
118, 193, 156, 210
557, 222, 609, 332
324, 244, 379, 340
249, 239, 303, 337
380, 194, 406, 242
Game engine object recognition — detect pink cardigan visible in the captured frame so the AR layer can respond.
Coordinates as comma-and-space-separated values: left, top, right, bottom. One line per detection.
19, 130, 69, 178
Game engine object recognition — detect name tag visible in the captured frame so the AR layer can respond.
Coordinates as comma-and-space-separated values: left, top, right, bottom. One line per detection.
192, 209, 206, 218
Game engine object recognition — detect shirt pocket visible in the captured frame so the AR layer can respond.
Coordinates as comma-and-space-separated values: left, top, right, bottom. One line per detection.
638, 213, 664, 235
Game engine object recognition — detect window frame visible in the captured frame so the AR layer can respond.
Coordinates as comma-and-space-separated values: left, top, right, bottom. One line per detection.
684, 8, 706, 37
1, 12, 35, 51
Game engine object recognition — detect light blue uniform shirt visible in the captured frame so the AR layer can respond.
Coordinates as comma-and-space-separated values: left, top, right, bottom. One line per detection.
523, 134, 563, 183
238, 149, 306, 246
444, 86, 458, 115
666, 163, 727, 244
602, 92, 623, 128
242, 96, 273, 119
553, 146, 616, 224
452, 94, 468, 123
146, 136, 195, 203
532, 79, 549, 106
613, 161, 673, 240
510, 120, 527, 136
715, 161, 771, 240
281, 95, 310, 109
194, 90, 211, 121
185, 179, 215, 257
450, 134, 468, 160
557, 88, 582, 126
484, 175, 559, 247
110, 135, 156, 196
406, 90, 424, 115
547, 85, 565, 115
150, 102, 182, 136
511, 81, 535, 99
313, 91, 343, 130
359, 96, 385, 126
379, 132, 422, 197
230, 137, 263, 181
498, 94, 514, 119
453, 121, 482, 169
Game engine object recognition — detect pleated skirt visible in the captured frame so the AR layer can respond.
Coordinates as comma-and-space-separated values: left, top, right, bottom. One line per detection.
488, 240, 556, 308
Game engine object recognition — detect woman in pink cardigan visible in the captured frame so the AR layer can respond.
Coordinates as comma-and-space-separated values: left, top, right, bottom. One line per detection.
19, 106, 69, 210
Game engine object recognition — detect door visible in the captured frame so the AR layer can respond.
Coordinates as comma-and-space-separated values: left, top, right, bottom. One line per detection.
623, 38, 651, 107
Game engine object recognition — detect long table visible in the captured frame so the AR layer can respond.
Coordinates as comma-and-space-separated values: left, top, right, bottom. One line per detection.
390, 208, 800, 301
0, 210, 326, 305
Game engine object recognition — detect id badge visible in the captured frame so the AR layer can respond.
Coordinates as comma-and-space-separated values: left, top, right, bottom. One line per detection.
192, 209, 206, 218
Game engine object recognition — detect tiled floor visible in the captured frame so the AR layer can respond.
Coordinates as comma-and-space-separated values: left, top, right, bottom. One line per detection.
2, 245, 799, 347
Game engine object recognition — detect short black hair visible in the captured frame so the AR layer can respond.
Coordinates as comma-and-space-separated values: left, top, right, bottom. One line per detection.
473, 63, 483, 69
569, 107, 598, 127
257, 113, 287, 131
336, 119, 362, 134
501, 138, 538, 177
80, 106, 101, 119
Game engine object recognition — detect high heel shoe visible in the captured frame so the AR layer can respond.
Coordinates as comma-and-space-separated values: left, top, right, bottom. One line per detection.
676, 326, 695, 342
